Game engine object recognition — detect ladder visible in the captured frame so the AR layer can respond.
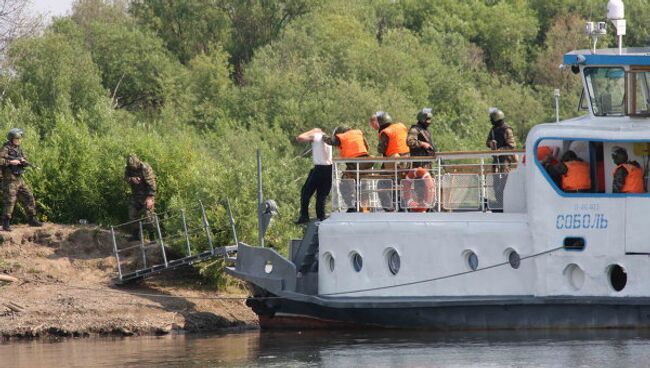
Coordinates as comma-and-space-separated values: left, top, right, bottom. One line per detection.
111, 200, 238, 285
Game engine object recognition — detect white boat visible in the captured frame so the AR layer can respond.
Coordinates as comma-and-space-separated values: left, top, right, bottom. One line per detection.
226, 1, 650, 329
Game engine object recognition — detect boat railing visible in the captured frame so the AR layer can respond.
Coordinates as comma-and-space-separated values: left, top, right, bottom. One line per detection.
332, 150, 524, 213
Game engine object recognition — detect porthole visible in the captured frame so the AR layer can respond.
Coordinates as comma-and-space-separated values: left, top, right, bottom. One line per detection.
563, 263, 584, 291
507, 250, 520, 269
351, 252, 363, 272
264, 260, 273, 274
323, 252, 335, 272
386, 248, 400, 275
608, 264, 627, 292
464, 250, 478, 271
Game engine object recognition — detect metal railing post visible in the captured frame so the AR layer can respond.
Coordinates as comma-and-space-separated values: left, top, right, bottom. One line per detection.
257, 150, 265, 248
225, 198, 238, 246
480, 157, 486, 212
139, 220, 147, 269
333, 161, 339, 211
394, 161, 399, 211
437, 157, 442, 212
154, 214, 168, 267
356, 161, 360, 212
199, 200, 214, 252
181, 209, 192, 257
111, 226, 123, 281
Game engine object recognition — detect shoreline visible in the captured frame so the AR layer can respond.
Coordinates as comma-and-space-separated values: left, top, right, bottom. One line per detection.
0, 224, 258, 341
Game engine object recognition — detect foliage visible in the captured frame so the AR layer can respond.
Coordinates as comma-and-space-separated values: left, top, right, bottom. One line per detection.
2, 0, 650, 288
5, 26, 109, 134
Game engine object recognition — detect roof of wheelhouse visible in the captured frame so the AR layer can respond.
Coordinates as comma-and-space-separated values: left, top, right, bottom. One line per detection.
564, 48, 650, 66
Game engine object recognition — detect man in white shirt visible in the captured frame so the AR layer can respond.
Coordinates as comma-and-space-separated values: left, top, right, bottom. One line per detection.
295, 128, 333, 224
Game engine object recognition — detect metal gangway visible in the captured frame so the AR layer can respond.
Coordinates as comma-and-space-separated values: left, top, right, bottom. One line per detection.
332, 149, 524, 213
111, 200, 239, 285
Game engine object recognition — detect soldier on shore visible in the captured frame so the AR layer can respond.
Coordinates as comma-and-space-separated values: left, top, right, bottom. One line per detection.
124, 154, 157, 240
0, 128, 42, 231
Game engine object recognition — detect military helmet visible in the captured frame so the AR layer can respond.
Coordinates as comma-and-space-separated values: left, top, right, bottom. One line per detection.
560, 150, 578, 163
417, 108, 433, 123
489, 108, 505, 123
7, 128, 23, 141
333, 125, 351, 136
126, 153, 142, 169
611, 146, 628, 164
375, 111, 393, 126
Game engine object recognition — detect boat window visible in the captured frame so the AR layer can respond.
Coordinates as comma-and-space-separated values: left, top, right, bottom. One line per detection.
464, 250, 478, 271
351, 252, 363, 272
506, 249, 520, 269
386, 248, 400, 275
578, 89, 589, 112
323, 252, 335, 272
536, 139, 650, 195
628, 70, 650, 116
584, 67, 625, 116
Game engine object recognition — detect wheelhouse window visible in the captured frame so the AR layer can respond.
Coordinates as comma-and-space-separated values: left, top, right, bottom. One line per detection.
584, 67, 625, 116
628, 69, 650, 116
536, 139, 649, 195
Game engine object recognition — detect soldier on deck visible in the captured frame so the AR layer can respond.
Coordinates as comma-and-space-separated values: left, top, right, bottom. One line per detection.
485, 108, 517, 212
0, 128, 42, 231
407, 108, 436, 168
370, 111, 410, 211
486, 108, 517, 173
124, 154, 157, 240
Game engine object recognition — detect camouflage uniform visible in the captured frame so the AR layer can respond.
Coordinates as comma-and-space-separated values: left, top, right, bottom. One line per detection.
407, 122, 436, 168
124, 155, 157, 236
0, 141, 37, 222
485, 120, 517, 173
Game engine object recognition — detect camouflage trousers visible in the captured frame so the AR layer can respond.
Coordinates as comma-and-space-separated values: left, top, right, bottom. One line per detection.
2, 177, 36, 219
128, 196, 156, 233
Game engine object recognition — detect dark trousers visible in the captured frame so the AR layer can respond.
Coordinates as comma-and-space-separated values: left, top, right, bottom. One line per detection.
300, 165, 332, 220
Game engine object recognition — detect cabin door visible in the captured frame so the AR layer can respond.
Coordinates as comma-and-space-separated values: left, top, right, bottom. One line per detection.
625, 197, 650, 253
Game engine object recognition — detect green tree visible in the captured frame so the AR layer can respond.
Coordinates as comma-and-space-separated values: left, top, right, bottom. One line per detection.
84, 20, 181, 109
474, 1, 539, 81
6, 25, 109, 133
129, 0, 231, 65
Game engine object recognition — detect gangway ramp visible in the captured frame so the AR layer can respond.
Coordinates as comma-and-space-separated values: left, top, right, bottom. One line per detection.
111, 200, 239, 285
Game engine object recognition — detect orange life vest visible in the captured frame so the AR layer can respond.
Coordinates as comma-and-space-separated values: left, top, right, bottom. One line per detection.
336, 129, 368, 158
561, 161, 591, 191
403, 167, 435, 212
537, 146, 553, 161
614, 163, 645, 193
380, 123, 409, 157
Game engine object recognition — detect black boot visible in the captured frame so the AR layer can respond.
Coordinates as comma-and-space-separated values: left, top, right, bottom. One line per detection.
28, 215, 43, 227
2, 217, 10, 232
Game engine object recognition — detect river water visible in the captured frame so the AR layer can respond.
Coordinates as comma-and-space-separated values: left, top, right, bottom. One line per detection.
3, 329, 650, 367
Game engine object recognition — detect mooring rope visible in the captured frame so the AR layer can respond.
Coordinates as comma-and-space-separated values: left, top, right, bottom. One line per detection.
9, 246, 564, 303
320, 245, 565, 297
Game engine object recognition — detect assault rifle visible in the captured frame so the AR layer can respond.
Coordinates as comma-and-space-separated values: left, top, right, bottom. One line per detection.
6, 152, 39, 175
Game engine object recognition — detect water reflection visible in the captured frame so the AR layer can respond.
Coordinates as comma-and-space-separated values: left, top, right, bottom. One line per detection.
3, 329, 650, 367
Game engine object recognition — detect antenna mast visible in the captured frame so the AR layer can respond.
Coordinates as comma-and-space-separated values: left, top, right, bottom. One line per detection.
607, 0, 626, 55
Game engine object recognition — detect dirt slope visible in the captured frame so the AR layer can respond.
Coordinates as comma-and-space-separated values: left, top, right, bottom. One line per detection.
0, 224, 257, 340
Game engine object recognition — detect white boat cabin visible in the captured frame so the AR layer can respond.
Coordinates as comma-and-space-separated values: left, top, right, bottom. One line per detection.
319, 48, 650, 300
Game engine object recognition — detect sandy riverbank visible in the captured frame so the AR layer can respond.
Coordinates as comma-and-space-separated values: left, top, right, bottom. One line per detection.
0, 224, 257, 340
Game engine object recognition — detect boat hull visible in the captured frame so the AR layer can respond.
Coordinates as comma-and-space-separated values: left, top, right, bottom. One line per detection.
247, 295, 650, 330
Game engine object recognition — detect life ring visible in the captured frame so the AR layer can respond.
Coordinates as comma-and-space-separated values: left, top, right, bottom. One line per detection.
402, 167, 435, 212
